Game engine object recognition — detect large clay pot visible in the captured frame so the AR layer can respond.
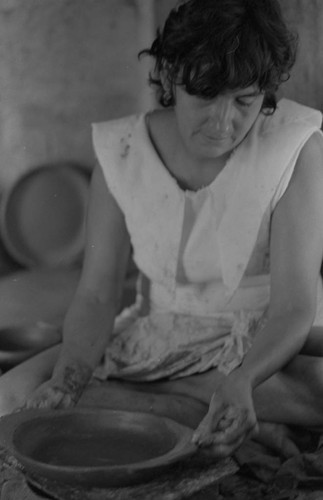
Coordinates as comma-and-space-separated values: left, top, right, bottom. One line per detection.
0, 162, 91, 269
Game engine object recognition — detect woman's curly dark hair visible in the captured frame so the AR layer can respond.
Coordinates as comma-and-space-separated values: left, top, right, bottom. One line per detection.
139, 0, 298, 113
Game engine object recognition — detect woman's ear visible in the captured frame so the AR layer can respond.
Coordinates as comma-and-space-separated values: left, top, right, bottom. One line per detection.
160, 68, 169, 92
160, 66, 174, 105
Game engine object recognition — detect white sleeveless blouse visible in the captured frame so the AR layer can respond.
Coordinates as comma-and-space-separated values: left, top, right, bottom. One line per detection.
92, 99, 323, 381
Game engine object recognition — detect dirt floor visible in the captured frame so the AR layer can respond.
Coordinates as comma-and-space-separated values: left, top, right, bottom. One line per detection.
1, 445, 323, 500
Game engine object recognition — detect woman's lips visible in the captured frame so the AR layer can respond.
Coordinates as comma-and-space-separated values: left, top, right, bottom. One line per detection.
203, 133, 230, 142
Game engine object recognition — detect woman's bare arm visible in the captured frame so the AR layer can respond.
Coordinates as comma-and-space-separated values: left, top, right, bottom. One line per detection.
238, 131, 323, 387
25, 163, 131, 408
194, 131, 323, 454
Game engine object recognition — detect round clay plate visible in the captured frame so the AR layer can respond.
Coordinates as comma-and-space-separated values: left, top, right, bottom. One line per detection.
11, 408, 196, 488
0, 163, 90, 268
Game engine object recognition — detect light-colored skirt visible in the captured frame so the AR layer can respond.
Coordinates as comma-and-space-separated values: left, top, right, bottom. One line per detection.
94, 298, 266, 382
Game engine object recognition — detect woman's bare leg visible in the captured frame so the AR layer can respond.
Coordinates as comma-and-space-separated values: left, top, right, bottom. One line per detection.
0, 344, 60, 416
147, 326, 323, 427
299, 326, 323, 356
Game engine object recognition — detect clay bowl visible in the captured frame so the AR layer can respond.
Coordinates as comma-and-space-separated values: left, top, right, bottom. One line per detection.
11, 408, 196, 488
0, 162, 91, 269
0, 324, 61, 370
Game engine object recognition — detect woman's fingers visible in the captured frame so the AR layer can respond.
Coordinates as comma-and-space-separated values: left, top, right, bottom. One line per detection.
23, 385, 70, 410
57, 392, 74, 409
199, 433, 247, 459
211, 408, 258, 446
192, 393, 227, 445
193, 403, 258, 457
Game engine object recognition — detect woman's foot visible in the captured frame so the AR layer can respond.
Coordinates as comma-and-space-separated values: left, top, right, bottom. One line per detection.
255, 421, 300, 458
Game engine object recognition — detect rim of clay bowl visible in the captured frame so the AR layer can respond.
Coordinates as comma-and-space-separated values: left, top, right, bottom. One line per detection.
10, 408, 197, 488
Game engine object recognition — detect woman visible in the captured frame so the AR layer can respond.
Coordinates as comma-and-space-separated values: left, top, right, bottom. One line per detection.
1, 0, 323, 459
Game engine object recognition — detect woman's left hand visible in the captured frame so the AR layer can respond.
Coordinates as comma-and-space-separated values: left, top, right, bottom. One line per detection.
192, 370, 258, 458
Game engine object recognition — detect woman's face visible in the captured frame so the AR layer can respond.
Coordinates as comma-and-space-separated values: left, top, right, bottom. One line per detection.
173, 85, 265, 161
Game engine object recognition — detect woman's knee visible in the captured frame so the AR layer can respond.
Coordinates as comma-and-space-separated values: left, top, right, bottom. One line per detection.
0, 345, 60, 416
284, 354, 323, 403
301, 326, 323, 357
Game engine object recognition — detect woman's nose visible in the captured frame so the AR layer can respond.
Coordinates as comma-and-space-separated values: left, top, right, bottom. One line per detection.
208, 97, 233, 135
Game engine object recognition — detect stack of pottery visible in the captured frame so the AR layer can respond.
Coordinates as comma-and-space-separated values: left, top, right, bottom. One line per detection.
0, 162, 91, 370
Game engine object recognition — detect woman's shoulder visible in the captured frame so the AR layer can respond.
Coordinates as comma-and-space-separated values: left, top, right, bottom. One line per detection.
293, 129, 323, 180
259, 98, 322, 135
247, 99, 323, 166
92, 113, 149, 167
263, 105, 323, 213
92, 113, 145, 140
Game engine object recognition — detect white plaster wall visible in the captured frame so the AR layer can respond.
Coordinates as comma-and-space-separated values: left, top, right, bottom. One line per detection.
279, 0, 323, 111
0, 0, 153, 189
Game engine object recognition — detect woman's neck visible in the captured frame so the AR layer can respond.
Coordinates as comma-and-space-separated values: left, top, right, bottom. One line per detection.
147, 109, 230, 191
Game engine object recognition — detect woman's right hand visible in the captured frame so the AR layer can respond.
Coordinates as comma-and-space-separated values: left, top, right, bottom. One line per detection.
21, 359, 93, 411
22, 379, 78, 410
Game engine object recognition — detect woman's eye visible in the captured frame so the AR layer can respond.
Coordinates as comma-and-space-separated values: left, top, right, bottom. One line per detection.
236, 97, 255, 107
236, 95, 260, 107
